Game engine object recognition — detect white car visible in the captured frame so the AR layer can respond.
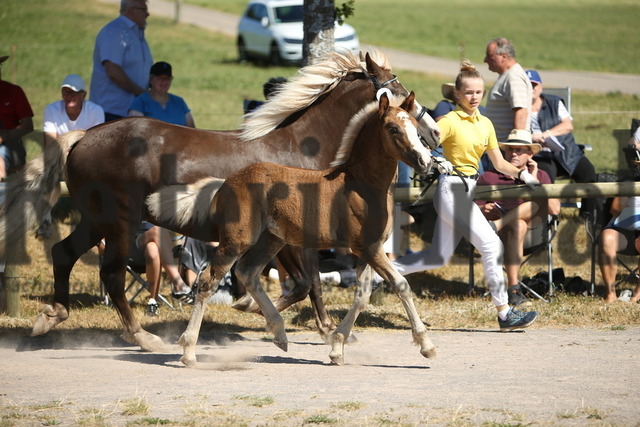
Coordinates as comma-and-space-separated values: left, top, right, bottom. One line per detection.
237, 0, 359, 65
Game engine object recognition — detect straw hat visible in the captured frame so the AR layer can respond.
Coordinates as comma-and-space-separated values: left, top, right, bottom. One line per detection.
499, 129, 542, 155
440, 83, 455, 102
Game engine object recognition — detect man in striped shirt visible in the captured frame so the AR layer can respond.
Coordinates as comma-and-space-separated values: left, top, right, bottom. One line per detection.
484, 38, 532, 141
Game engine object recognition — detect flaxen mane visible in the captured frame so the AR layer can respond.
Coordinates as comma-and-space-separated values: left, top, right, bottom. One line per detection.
330, 93, 407, 167
240, 49, 391, 142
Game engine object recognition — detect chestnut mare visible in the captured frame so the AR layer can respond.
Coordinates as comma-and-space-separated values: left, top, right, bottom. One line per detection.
172, 92, 437, 366
0, 50, 439, 351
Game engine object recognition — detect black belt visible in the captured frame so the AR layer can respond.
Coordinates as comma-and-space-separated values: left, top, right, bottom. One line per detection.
445, 173, 479, 180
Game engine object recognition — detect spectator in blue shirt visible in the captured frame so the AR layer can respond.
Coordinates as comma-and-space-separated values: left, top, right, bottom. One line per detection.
129, 61, 195, 127
90, 0, 153, 122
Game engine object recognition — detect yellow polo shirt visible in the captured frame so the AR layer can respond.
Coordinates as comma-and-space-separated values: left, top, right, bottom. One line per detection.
438, 107, 499, 176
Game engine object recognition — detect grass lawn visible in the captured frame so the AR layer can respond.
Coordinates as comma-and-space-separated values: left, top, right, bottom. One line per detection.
188, 0, 640, 74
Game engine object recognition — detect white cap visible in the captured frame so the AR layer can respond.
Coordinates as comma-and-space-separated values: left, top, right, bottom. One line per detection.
61, 74, 86, 92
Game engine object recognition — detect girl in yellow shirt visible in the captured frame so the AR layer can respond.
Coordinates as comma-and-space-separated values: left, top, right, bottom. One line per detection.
393, 60, 540, 331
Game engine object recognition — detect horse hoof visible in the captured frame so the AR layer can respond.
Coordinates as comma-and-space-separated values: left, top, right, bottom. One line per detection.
329, 352, 345, 366
180, 355, 198, 368
273, 337, 288, 352
30, 304, 67, 336
232, 294, 261, 313
134, 331, 167, 352
31, 313, 53, 337
421, 347, 438, 359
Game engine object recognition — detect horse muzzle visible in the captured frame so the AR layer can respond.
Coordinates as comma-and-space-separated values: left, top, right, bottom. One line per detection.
407, 151, 432, 174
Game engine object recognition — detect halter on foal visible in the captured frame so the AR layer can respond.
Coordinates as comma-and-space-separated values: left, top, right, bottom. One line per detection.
179, 92, 437, 366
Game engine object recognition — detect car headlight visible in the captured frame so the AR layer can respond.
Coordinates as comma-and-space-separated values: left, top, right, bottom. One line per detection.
283, 38, 303, 44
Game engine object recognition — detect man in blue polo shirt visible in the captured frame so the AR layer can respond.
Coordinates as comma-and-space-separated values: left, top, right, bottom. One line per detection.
90, 0, 153, 121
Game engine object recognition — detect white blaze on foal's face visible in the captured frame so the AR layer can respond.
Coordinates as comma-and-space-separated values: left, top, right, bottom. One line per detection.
397, 110, 429, 158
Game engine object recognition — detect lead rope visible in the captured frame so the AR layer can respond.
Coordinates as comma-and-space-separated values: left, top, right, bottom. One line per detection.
413, 160, 477, 205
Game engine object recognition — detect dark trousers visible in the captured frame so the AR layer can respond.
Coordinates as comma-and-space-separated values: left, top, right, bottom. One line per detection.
537, 155, 598, 217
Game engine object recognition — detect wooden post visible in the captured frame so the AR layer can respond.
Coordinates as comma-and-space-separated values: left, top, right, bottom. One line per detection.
174, 0, 181, 24
1, 252, 20, 317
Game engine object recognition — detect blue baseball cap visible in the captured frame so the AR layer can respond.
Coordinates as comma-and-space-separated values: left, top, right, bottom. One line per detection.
526, 69, 542, 85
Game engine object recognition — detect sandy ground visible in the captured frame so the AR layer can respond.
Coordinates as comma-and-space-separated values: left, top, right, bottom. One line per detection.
1, 326, 639, 425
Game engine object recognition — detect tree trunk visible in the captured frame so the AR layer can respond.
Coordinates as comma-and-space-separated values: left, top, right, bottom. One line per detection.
303, 0, 335, 65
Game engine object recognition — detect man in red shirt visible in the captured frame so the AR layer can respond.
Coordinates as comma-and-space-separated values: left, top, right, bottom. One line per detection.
0, 55, 34, 179
476, 130, 560, 306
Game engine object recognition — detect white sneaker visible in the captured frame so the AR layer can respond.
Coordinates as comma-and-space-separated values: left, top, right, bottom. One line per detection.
618, 289, 632, 302
208, 288, 233, 305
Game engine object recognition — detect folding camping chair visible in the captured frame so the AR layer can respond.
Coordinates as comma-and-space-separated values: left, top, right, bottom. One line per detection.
98, 239, 175, 309
468, 214, 559, 301
614, 246, 639, 291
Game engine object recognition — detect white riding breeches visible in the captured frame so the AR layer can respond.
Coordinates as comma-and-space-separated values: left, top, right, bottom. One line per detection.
393, 175, 508, 307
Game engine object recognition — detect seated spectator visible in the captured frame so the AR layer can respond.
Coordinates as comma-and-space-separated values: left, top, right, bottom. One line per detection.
527, 69, 597, 218
38, 74, 105, 239
98, 222, 192, 316
598, 194, 640, 304
0, 55, 34, 179
177, 237, 234, 305
129, 222, 192, 315
129, 61, 195, 127
476, 131, 560, 306
43, 74, 105, 146
598, 149, 640, 304
243, 76, 287, 114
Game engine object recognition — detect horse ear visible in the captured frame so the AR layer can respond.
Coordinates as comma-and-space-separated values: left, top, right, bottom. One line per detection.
378, 91, 390, 115
401, 91, 416, 112
365, 52, 381, 76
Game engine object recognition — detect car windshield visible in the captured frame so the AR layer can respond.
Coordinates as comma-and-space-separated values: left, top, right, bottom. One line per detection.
273, 5, 303, 23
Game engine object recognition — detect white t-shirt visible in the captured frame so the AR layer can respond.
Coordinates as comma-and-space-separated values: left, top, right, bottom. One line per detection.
633, 126, 640, 144
43, 100, 105, 136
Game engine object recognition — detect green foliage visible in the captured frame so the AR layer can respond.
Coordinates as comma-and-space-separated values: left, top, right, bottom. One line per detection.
336, 0, 356, 25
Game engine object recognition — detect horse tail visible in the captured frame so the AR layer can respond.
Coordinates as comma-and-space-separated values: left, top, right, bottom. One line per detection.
146, 177, 225, 229
0, 130, 86, 256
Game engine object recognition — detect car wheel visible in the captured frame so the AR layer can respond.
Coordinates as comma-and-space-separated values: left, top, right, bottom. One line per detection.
269, 42, 281, 66
237, 37, 249, 62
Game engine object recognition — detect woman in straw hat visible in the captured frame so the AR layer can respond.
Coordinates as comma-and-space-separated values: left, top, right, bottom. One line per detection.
391, 60, 540, 331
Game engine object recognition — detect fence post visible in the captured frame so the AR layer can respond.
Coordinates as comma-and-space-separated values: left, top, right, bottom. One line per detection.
1, 252, 20, 316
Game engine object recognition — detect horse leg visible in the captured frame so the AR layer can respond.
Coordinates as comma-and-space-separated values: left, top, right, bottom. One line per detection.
369, 251, 437, 359
275, 247, 338, 338
232, 245, 312, 313
31, 218, 99, 336
234, 233, 288, 351
233, 246, 339, 340
328, 261, 373, 365
101, 226, 166, 352
178, 275, 217, 367
301, 248, 339, 339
